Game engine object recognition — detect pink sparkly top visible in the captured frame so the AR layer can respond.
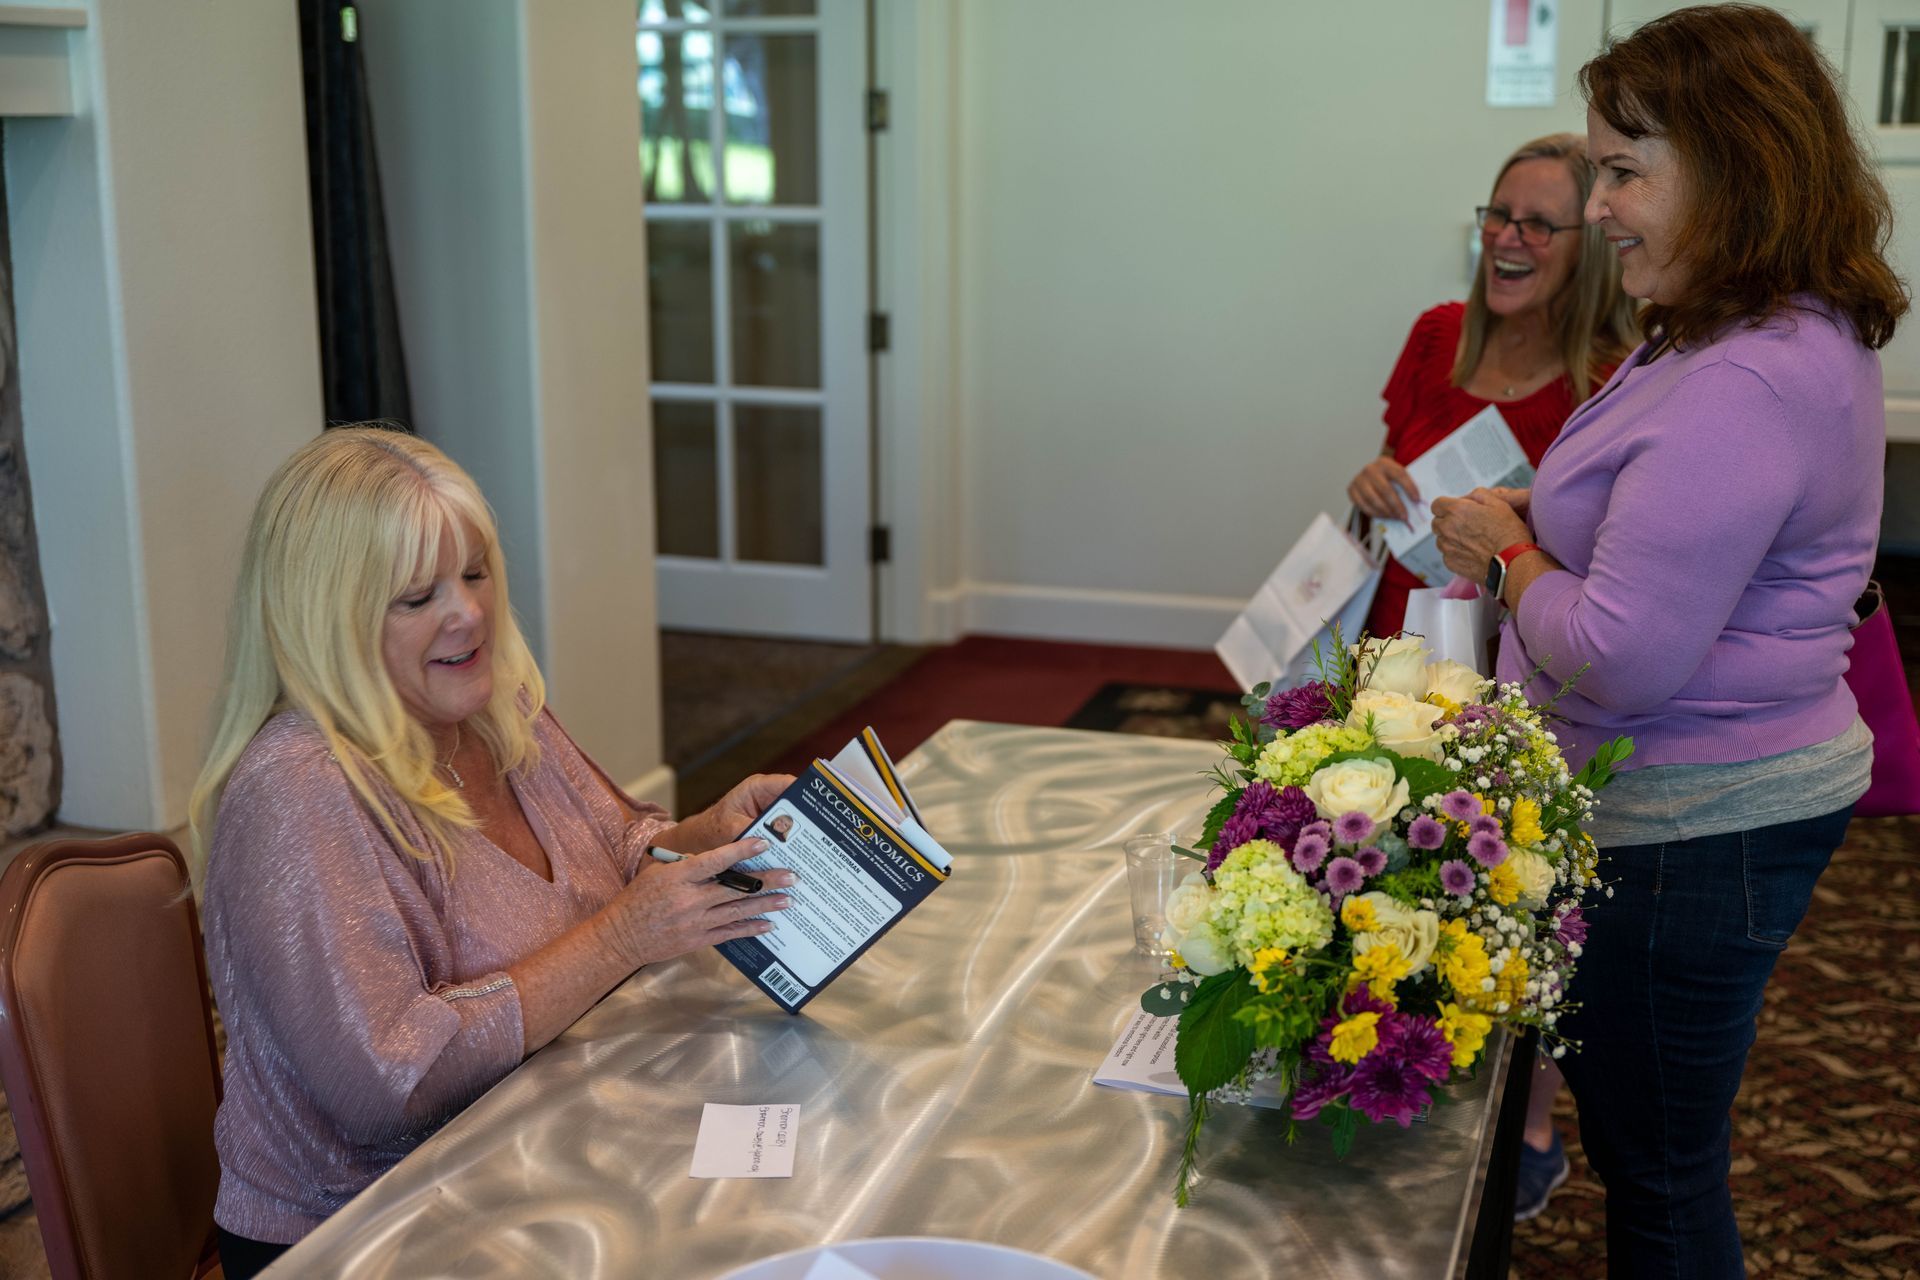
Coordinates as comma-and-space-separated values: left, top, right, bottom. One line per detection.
202, 708, 675, 1244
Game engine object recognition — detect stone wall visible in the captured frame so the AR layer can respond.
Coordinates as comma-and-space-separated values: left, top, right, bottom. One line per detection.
0, 136, 60, 838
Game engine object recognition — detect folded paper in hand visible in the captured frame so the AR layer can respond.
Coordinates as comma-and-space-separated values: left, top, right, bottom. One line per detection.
1216, 512, 1381, 692
1380, 405, 1536, 588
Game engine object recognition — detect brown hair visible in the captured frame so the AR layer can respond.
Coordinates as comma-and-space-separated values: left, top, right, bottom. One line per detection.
1453, 133, 1640, 402
1579, 3, 1908, 349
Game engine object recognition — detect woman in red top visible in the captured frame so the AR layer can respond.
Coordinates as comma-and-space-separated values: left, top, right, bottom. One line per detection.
1350, 133, 1639, 636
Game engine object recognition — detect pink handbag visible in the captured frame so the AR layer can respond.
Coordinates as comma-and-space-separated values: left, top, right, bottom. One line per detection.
1846, 581, 1920, 818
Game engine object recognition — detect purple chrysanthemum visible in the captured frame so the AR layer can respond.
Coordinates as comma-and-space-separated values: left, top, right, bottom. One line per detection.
1213, 809, 1261, 865
1291, 831, 1330, 873
1440, 859, 1476, 896
1379, 1014, 1456, 1085
1342, 985, 1395, 1018
1265, 786, 1319, 849
1556, 904, 1589, 946
1467, 831, 1508, 867
1300, 819, 1333, 843
1334, 810, 1377, 845
1468, 814, 1502, 838
1355, 845, 1387, 876
1440, 790, 1483, 821
1348, 1054, 1435, 1128
1492, 770, 1511, 788
1263, 680, 1336, 730
1209, 781, 1322, 873
1289, 1060, 1354, 1121
1407, 814, 1447, 850
1325, 856, 1365, 897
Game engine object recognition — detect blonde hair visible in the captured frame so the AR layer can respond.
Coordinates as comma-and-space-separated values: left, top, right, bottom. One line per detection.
1453, 133, 1641, 401
189, 426, 546, 870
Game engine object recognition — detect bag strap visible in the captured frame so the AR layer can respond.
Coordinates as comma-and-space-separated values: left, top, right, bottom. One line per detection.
1854, 579, 1885, 629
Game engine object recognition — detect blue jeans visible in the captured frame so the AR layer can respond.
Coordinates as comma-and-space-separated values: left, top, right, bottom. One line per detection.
1554, 806, 1853, 1279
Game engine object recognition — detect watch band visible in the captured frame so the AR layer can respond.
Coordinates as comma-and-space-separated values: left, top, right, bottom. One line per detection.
1485, 542, 1543, 599
1496, 541, 1543, 569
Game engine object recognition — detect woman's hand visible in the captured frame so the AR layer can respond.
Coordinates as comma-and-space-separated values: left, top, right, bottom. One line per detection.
655, 773, 797, 853
1431, 489, 1533, 581
1348, 454, 1421, 522
603, 837, 795, 969
1483, 486, 1532, 520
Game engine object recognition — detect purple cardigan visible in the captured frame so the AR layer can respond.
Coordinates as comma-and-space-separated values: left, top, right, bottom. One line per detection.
1497, 304, 1883, 771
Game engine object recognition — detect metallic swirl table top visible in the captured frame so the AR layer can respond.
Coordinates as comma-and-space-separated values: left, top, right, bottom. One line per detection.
267, 721, 1508, 1279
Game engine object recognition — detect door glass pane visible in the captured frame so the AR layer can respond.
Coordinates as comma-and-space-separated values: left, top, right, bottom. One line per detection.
721, 0, 815, 14
654, 401, 720, 558
638, 29, 716, 203
733, 405, 823, 564
1884, 29, 1920, 125
722, 34, 819, 205
728, 221, 820, 388
647, 221, 715, 383
640, 0, 715, 24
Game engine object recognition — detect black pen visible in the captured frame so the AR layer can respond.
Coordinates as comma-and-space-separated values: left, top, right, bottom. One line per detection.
648, 847, 764, 895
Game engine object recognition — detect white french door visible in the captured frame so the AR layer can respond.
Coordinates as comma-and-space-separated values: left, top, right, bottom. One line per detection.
638, 0, 870, 640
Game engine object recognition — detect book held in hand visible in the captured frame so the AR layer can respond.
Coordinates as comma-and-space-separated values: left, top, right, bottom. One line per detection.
718, 728, 952, 1013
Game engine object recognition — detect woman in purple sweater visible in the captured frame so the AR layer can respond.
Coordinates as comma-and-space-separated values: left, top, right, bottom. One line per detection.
1430, 8, 1906, 1277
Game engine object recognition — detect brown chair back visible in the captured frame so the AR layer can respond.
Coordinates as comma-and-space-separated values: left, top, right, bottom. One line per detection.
0, 834, 223, 1280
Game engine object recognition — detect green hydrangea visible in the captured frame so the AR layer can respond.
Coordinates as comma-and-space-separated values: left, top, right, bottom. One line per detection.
1252, 722, 1372, 788
1204, 839, 1336, 969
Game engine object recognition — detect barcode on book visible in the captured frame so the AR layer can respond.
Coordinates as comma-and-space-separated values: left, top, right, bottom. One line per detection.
759, 960, 808, 1007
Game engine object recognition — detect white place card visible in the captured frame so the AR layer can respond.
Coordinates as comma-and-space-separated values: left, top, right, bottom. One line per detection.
689, 1103, 801, 1178
1093, 1010, 1288, 1109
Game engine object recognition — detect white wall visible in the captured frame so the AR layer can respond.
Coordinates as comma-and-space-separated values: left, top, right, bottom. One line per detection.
895, 0, 1607, 647
8, 0, 321, 828
363, 0, 668, 801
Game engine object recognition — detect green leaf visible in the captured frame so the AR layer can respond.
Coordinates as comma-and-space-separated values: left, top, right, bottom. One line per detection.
1327, 1100, 1359, 1157
1175, 970, 1259, 1095
1196, 789, 1241, 858
1571, 736, 1635, 793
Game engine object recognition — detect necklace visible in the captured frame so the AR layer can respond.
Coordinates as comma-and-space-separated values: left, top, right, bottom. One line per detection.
438, 726, 465, 790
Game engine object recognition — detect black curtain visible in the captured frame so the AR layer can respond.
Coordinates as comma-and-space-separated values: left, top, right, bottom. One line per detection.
300, 0, 413, 428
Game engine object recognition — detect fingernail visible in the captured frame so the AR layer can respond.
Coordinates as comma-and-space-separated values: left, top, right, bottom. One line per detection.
755, 921, 773, 933
768, 895, 792, 910
767, 871, 796, 888
750, 838, 769, 853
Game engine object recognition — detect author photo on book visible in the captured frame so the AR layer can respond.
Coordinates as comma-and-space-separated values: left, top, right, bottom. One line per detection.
1430, 6, 1906, 1276
189, 426, 797, 1276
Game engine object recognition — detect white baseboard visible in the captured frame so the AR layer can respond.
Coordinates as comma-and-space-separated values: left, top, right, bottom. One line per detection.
624, 763, 678, 816
954, 581, 1240, 650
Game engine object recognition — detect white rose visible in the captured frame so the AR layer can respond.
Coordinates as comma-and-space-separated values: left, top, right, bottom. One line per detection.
1346, 688, 1451, 762
1161, 872, 1213, 946
1349, 891, 1440, 974
1176, 926, 1232, 976
1506, 847, 1557, 909
1352, 635, 1431, 697
1304, 756, 1410, 825
1425, 659, 1492, 709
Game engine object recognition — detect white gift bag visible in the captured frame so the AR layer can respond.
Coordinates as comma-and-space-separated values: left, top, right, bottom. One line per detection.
1403, 581, 1499, 675
1216, 513, 1382, 692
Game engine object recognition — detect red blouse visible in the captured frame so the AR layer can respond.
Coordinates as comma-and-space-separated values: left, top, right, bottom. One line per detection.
1366, 302, 1604, 637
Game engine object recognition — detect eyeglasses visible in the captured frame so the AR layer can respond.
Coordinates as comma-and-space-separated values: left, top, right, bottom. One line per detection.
1476, 206, 1584, 247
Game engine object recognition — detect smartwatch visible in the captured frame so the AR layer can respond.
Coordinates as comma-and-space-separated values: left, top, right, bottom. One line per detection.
1485, 541, 1543, 599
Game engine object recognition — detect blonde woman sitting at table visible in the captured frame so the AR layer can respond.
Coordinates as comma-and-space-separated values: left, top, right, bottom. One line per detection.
190, 426, 796, 1277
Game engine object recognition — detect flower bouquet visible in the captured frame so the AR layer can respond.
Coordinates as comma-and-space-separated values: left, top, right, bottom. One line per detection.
1144, 634, 1630, 1204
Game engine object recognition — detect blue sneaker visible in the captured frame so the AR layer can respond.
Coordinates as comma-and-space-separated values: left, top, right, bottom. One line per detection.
1513, 1132, 1570, 1222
